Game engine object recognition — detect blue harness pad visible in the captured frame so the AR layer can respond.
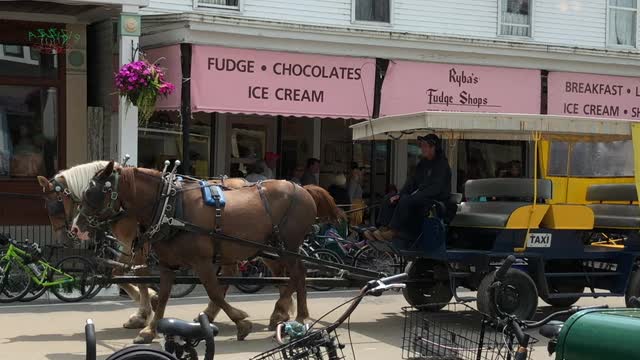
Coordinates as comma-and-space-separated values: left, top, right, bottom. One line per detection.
199, 181, 226, 208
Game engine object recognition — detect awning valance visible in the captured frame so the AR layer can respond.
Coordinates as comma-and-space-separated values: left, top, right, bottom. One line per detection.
350, 111, 634, 142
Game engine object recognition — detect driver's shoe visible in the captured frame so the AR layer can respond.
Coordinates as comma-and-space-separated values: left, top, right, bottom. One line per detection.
373, 228, 396, 241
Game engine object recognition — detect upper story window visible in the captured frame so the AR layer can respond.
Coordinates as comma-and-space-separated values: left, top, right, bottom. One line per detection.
194, 0, 239, 10
354, 0, 390, 23
499, 0, 531, 37
608, 0, 637, 47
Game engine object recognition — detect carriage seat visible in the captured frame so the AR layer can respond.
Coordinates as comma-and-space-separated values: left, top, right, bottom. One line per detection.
587, 184, 640, 229
451, 178, 552, 229
426, 193, 462, 224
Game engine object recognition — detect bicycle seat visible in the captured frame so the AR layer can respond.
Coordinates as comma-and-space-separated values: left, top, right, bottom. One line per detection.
157, 318, 219, 341
539, 320, 564, 339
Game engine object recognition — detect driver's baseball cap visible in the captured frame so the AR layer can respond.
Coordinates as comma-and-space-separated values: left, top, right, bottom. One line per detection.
417, 133, 440, 146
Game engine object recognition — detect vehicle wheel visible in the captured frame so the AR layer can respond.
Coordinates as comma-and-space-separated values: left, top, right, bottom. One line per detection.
20, 263, 49, 302
51, 256, 98, 302
105, 345, 179, 360
625, 269, 640, 308
352, 245, 401, 276
0, 258, 32, 303
477, 268, 538, 321
402, 259, 452, 310
235, 259, 269, 294
308, 249, 344, 291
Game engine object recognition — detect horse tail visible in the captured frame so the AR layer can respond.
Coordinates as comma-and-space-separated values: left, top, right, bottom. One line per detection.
303, 185, 347, 224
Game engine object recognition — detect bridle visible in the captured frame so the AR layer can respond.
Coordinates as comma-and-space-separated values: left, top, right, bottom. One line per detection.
44, 177, 81, 239
77, 170, 127, 229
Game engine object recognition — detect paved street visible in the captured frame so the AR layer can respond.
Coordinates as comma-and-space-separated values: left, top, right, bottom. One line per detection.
0, 287, 627, 360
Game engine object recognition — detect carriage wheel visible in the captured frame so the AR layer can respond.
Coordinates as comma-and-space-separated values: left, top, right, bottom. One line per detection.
307, 249, 344, 292
402, 259, 452, 310
625, 269, 640, 308
477, 268, 538, 320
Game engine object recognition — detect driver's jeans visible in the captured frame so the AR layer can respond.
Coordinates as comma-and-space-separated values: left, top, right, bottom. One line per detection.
377, 193, 429, 236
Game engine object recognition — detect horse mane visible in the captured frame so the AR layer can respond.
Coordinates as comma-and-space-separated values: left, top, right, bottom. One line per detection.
57, 161, 118, 199
303, 185, 347, 224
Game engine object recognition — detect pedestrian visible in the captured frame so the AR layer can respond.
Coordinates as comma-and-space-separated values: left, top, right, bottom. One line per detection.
365, 134, 452, 244
301, 157, 320, 186
290, 164, 305, 185
263, 151, 280, 179
245, 161, 268, 183
347, 163, 365, 226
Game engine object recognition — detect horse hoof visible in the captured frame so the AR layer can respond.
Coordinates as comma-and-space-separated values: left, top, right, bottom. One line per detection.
123, 315, 147, 329
133, 332, 155, 344
236, 320, 253, 341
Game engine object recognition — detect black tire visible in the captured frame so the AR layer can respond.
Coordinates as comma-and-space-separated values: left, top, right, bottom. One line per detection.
352, 245, 401, 276
51, 256, 98, 302
307, 249, 344, 291
477, 268, 538, 321
19, 261, 48, 302
105, 345, 179, 360
625, 269, 640, 308
0, 258, 32, 303
402, 260, 452, 310
235, 259, 269, 294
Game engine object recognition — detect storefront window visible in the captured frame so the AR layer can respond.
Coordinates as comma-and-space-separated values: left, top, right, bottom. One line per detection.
457, 140, 526, 192
0, 44, 58, 79
281, 117, 314, 181
0, 85, 58, 178
548, 140, 633, 177
138, 112, 211, 177
320, 119, 355, 187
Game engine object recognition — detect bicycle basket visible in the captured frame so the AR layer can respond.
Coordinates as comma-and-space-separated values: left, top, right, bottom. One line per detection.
403, 303, 537, 360
251, 329, 346, 360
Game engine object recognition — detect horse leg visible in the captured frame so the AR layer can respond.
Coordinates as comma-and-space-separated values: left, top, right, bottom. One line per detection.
127, 250, 155, 329
202, 262, 236, 321
192, 260, 252, 341
291, 258, 309, 324
134, 267, 175, 344
263, 259, 295, 330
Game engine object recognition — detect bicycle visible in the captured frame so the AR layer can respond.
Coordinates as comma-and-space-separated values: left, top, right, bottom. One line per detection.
235, 256, 272, 294
0, 233, 97, 303
251, 272, 408, 360
85, 312, 217, 360
490, 255, 609, 359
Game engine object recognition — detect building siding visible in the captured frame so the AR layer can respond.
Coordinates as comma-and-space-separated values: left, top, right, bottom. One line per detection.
142, 0, 618, 51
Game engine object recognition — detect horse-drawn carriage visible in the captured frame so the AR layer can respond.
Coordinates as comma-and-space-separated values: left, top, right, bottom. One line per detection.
351, 111, 640, 320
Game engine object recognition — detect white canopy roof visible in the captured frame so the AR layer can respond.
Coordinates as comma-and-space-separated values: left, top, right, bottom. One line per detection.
350, 111, 633, 142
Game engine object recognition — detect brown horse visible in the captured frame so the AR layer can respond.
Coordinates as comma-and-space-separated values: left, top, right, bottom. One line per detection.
37, 162, 252, 331
71, 162, 343, 343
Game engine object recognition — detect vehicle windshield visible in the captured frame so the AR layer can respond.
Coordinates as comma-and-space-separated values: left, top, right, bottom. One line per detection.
547, 140, 634, 178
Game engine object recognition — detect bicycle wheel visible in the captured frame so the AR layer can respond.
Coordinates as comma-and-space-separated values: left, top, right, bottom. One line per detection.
235, 258, 270, 294
20, 262, 48, 302
352, 245, 402, 276
105, 345, 179, 360
0, 258, 32, 303
307, 249, 344, 291
50, 256, 98, 302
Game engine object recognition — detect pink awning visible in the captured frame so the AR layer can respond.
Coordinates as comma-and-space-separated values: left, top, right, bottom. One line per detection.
548, 71, 640, 121
146, 45, 182, 111
190, 45, 376, 119
380, 61, 541, 116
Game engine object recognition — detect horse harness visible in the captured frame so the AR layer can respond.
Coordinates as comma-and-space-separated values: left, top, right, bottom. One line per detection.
121, 170, 299, 256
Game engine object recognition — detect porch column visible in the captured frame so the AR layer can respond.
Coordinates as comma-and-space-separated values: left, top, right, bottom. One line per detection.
116, 6, 140, 165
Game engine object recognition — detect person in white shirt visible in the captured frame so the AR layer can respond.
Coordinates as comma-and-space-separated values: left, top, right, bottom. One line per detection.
262, 152, 280, 179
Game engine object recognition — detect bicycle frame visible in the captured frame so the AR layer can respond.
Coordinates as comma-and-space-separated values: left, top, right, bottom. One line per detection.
1, 244, 76, 289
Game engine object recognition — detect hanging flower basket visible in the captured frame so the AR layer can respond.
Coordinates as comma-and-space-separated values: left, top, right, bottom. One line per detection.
115, 58, 175, 127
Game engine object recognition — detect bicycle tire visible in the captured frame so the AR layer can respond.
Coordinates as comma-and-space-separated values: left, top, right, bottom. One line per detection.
307, 249, 344, 291
151, 269, 197, 298
0, 258, 32, 303
235, 259, 270, 294
51, 256, 98, 303
352, 245, 402, 277
105, 345, 179, 360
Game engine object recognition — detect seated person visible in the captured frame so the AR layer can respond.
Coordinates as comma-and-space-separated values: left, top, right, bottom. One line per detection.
365, 134, 451, 242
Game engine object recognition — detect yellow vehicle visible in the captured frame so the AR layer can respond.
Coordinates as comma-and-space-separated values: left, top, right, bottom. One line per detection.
351, 111, 640, 319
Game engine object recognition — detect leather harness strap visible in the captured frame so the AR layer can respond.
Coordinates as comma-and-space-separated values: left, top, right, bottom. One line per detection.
255, 181, 297, 250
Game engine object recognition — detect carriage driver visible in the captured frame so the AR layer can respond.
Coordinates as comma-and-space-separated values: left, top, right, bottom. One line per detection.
365, 133, 452, 244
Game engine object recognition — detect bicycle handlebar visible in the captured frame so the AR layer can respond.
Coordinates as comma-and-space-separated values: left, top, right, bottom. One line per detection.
197, 312, 215, 360
85, 319, 96, 360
